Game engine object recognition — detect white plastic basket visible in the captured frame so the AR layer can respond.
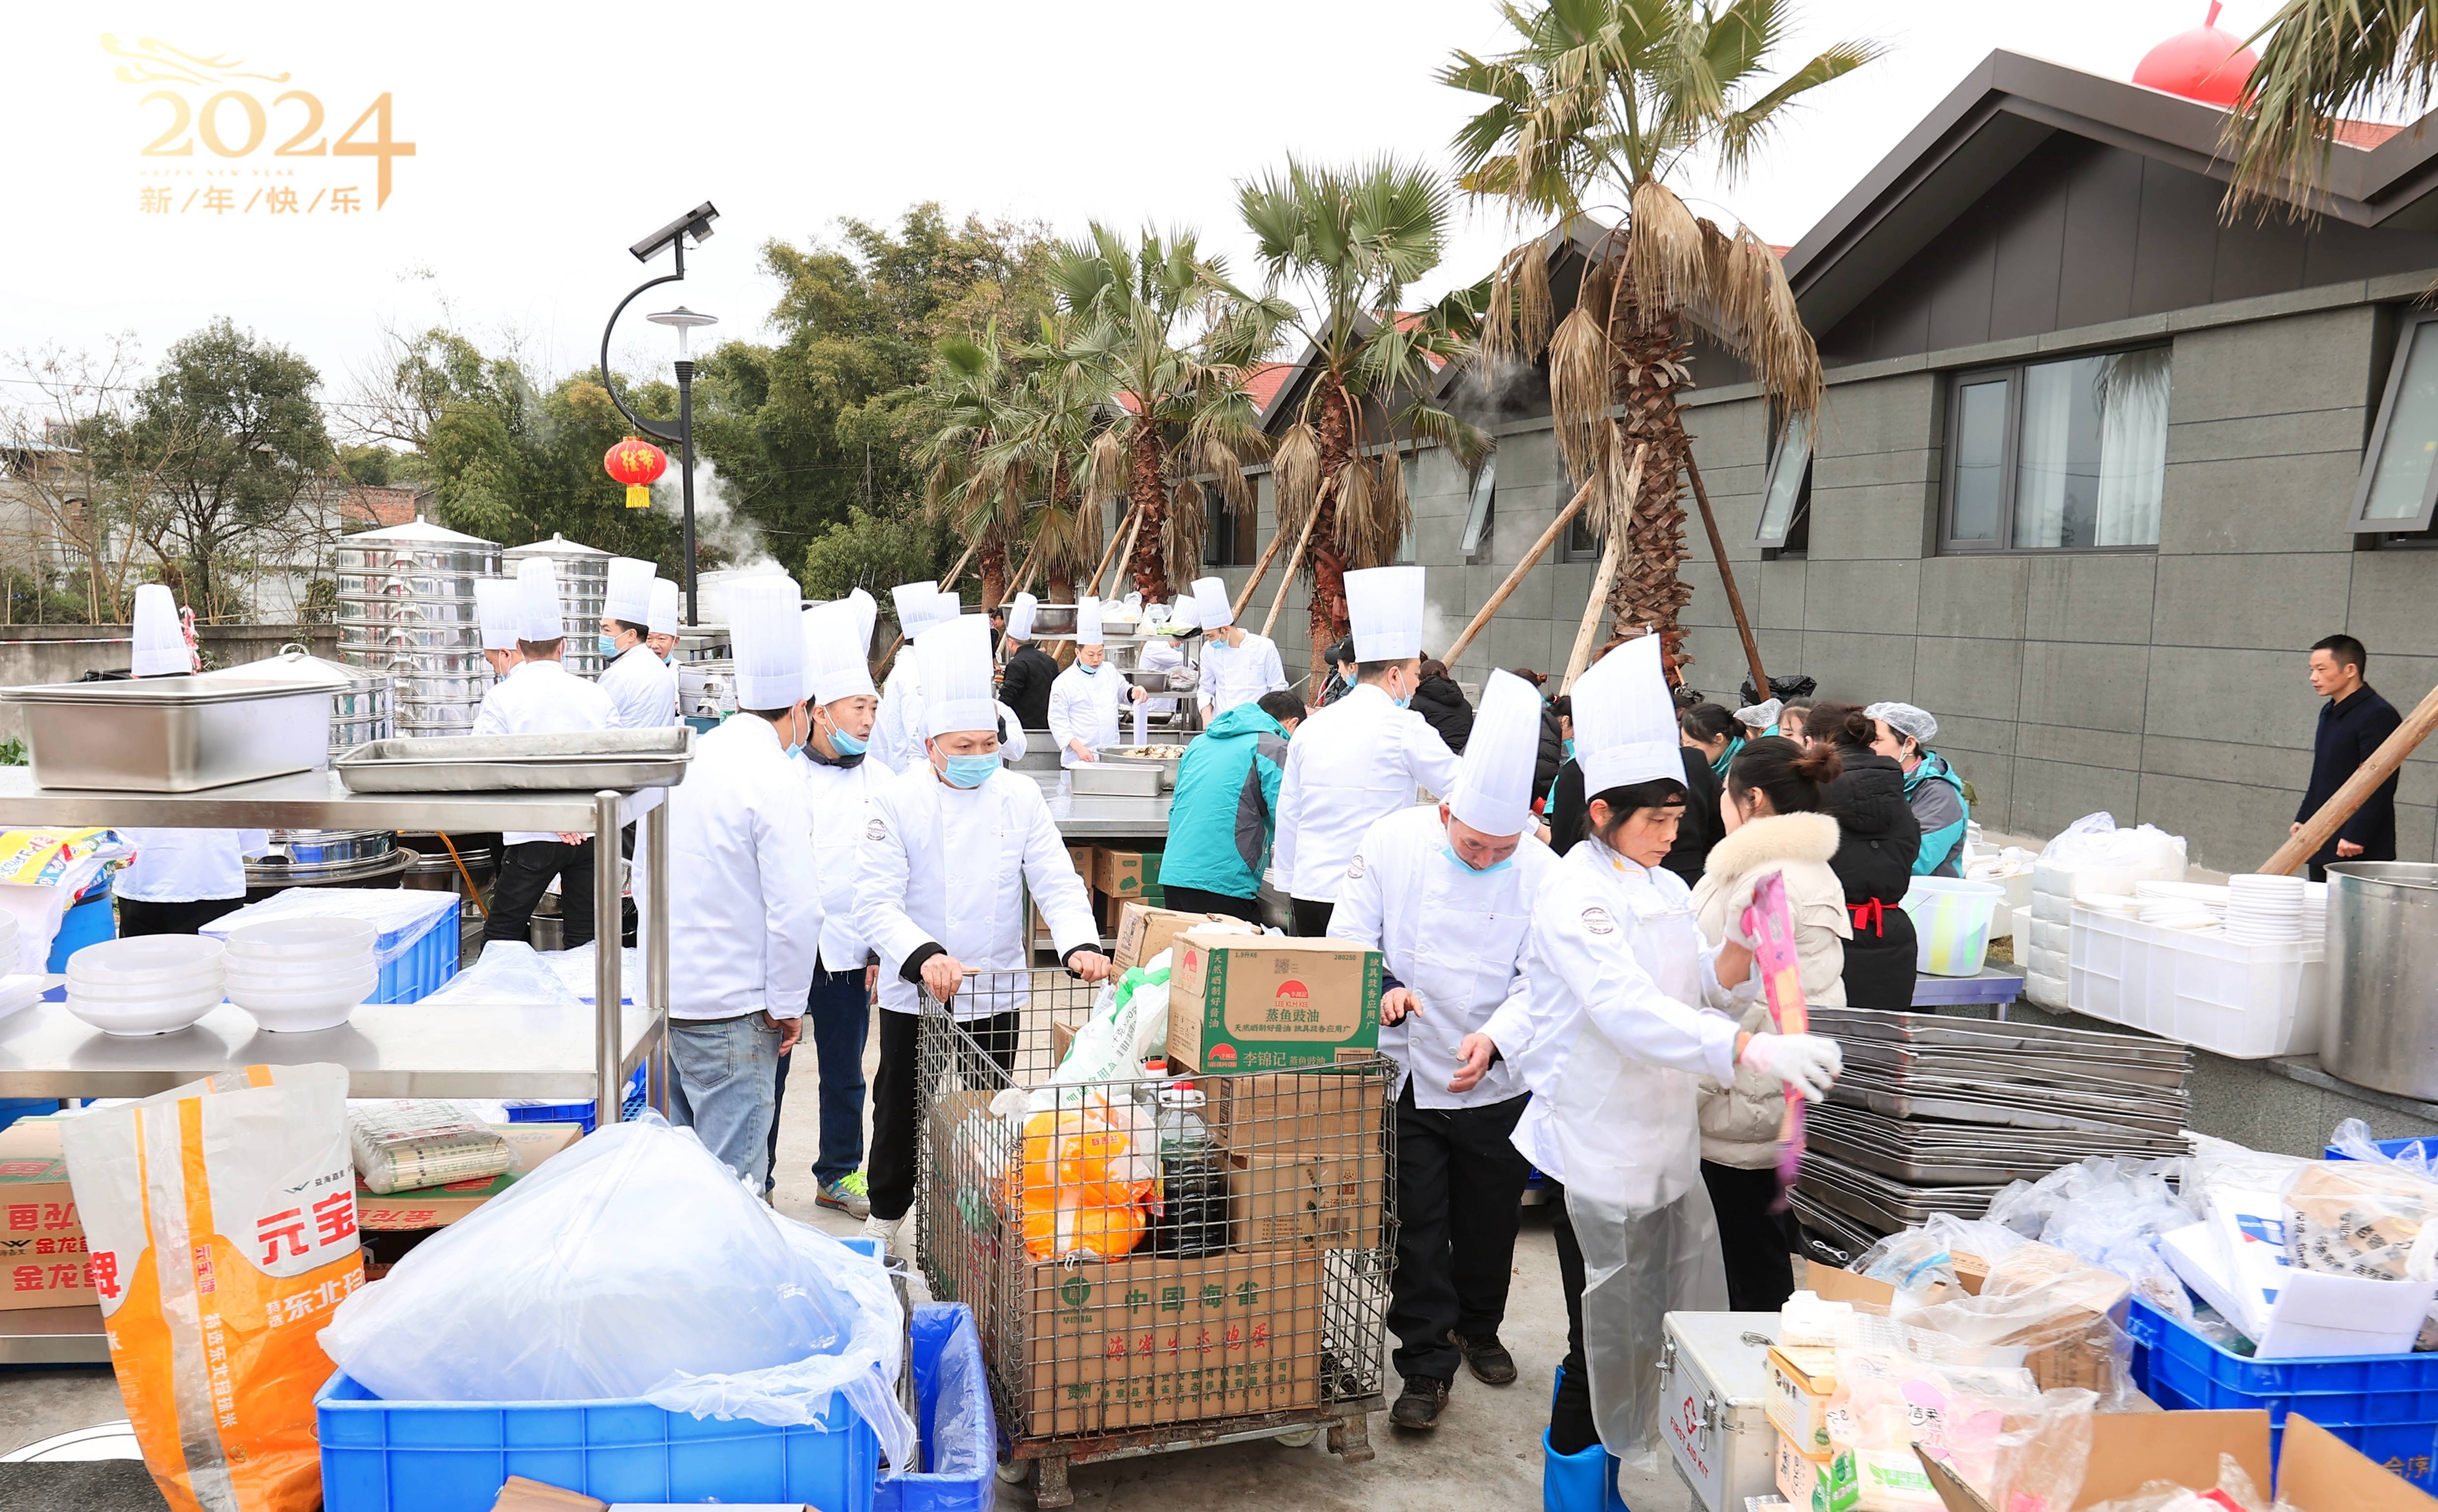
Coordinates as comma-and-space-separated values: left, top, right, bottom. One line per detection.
2066, 904, 2326, 1059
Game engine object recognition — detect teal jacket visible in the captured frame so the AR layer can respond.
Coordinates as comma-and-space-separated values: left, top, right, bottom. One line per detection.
1157, 702, 1291, 899
1905, 751, 1969, 878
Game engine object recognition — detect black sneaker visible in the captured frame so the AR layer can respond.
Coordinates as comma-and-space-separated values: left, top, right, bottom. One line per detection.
1390, 1375, 1451, 1430
1454, 1333, 1517, 1386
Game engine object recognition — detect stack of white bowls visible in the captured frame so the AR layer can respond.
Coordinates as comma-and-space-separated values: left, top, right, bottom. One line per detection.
66, 937, 225, 1036
224, 918, 379, 1033
2225, 873, 2308, 944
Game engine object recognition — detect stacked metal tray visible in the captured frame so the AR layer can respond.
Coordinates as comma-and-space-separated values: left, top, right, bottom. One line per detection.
1796, 1008, 2193, 1246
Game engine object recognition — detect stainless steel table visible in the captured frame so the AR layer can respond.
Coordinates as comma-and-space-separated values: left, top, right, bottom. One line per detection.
1026, 770, 1171, 842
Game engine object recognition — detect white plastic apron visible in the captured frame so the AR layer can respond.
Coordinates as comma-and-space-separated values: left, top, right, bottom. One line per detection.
1551, 878, 1727, 1464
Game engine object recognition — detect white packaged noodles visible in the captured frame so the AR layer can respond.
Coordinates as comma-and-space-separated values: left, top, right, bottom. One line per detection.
346, 1101, 514, 1194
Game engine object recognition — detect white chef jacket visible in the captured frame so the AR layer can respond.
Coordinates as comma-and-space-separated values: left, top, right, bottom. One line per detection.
871, 659, 1029, 768
639, 714, 822, 1022
1139, 638, 1184, 717
598, 643, 678, 729
1046, 662, 1129, 768
1328, 805, 1557, 1109
1272, 683, 1461, 904
854, 764, 1097, 1019
1483, 837, 1750, 1205
1198, 632, 1287, 716
798, 745, 898, 973
471, 659, 618, 845
114, 829, 271, 904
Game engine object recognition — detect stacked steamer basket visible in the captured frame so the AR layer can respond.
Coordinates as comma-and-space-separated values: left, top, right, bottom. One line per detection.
501, 534, 612, 680
336, 516, 499, 738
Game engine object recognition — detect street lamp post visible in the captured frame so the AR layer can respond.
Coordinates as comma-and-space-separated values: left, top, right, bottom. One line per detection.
600, 202, 719, 624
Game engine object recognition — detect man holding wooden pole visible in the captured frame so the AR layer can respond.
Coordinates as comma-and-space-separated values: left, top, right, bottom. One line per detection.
2286, 635, 2403, 880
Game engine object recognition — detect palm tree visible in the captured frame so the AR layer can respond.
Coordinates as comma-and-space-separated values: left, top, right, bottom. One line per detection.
908, 322, 1027, 605
2225, 1, 2437, 210
1443, 0, 1878, 677
984, 315, 1113, 604
1236, 156, 1487, 682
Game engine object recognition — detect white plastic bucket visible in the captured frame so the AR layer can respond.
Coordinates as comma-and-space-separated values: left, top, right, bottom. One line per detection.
1902, 877, 2006, 977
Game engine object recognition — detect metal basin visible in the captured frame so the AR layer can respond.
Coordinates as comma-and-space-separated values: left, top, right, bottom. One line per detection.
2323, 862, 2438, 1097
3, 677, 330, 791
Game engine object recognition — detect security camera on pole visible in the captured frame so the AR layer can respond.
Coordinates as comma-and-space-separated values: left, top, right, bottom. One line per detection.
599, 201, 720, 626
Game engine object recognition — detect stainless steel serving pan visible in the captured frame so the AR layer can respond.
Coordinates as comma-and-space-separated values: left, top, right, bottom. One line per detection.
335, 728, 693, 793
1810, 1007, 2194, 1068
1069, 761, 1161, 798
2, 677, 331, 792
1094, 745, 1186, 788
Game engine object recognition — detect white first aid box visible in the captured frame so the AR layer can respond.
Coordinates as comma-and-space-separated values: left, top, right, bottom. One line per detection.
1661, 1311, 1782, 1512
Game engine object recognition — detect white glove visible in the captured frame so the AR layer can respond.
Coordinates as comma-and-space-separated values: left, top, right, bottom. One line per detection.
1739, 1032, 1842, 1103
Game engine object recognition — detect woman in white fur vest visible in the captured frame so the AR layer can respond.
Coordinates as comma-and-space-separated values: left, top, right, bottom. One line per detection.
1692, 735, 1852, 1310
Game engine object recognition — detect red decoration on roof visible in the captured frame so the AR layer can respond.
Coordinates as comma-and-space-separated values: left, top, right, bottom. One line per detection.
2132, 0, 2257, 108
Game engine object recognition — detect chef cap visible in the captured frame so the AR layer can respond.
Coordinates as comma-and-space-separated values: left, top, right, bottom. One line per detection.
1734, 698, 1784, 734
1192, 576, 1233, 630
1864, 701, 1937, 745
727, 574, 807, 710
901, 587, 960, 640
475, 577, 522, 652
1574, 635, 1681, 795
1447, 670, 1543, 838
514, 558, 567, 644
129, 584, 190, 677
803, 600, 877, 706
1345, 565, 1425, 663
647, 579, 681, 637
1006, 592, 1038, 642
843, 588, 877, 651
1165, 597, 1202, 635
891, 580, 940, 631
920, 614, 998, 738
603, 557, 655, 624
1075, 595, 1104, 647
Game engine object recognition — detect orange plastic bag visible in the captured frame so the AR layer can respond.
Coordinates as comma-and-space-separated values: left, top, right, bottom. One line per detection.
1016, 1105, 1149, 1260
60, 1064, 362, 1512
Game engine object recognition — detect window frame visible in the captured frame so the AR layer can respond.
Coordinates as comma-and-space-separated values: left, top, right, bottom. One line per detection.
1459, 455, 1497, 564
1937, 344, 2171, 556
1201, 481, 1254, 567
2352, 309, 2438, 535
1755, 408, 1813, 550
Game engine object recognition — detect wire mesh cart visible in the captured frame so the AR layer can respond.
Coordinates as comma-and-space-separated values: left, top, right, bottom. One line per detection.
914, 969, 1395, 1509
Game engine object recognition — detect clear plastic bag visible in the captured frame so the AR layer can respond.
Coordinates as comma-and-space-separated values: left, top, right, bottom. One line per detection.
1896, 1243, 2138, 1407
2283, 1159, 2438, 1282
1826, 1327, 2046, 1510
414, 940, 586, 1010
200, 886, 457, 967
1986, 1157, 2199, 1320
2079, 1453, 2273, 1512
346, 1099, 512, 1193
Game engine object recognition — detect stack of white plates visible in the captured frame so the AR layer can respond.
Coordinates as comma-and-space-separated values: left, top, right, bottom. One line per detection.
2137, 896, 2220, 930
224, 918, 379, 1033
66, 937, 225, 1037
2225, 873, 2308, 943
2302, 881, 2329, 943
2080, 892, 2145, 916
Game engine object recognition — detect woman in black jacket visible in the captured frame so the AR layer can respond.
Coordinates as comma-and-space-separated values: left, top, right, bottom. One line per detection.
1808, 700, 1922, 1009
1411, 657, 1474, 753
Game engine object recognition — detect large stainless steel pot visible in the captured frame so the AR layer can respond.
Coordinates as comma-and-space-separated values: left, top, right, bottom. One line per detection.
501, 533, 611, 681
336, 516, 500, 738
249, 829, 394, 869
2322, 862, 2438, 1097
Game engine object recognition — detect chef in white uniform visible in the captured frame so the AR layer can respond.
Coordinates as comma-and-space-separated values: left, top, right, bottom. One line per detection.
766, 593, 894, 1214
874, 585, 1029, 771
475, 559, 617, 949
597, 557, 678, 728
640, 574, 821, 1189
1045, 596, 1143, 767
1192, 575, 1287, 722
474, 577, 524, 684
646, 579, 683, 665
113, 585, 268, 937
1133, 601, 1182, 741
1328, 670, 1556, 1431
1453, 635, 1842, 1499
852, 613, 1107, 1253
1272, 565, 1460, 937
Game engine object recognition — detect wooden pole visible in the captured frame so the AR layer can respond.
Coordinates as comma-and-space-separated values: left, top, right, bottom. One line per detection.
1560, 447, 1646, 694
1085, 499, 1136, 600
1099, 505, 1145, 601
1442, 467, 1604, 668
1260, 496, 1326, 642
2260, 681, 2438, 874
1230, 518, 1293, 624
1683, 452, 1769, 697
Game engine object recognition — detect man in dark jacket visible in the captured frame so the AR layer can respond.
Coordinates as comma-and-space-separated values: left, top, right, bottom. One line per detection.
996, 600, 1059, 733
1412, 658, 1474, 754
2293, 634, 2403, 880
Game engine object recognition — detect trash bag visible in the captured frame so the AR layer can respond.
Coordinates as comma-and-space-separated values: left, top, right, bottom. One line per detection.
1741, 674, 1817, 706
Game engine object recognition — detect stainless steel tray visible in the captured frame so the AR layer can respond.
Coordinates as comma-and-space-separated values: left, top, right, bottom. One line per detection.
1812, 1007, 2193, 1068
1825, 1076, 2186, 1135
3, 676, 331, 792
1831, 1059, 2191, 1119
1791, 1188, 1884, 1255
1069, 761, 1161, 797
1839, 1040, 2191, 1092
1095, 744, 1187, 787
335, 728, 693, 793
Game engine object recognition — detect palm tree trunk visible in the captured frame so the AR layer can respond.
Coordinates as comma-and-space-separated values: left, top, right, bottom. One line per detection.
980, 540, 1010, 610
1306, 381, 1355, 686
1126, 431, 1168, 602
1607, 313, 1696, 681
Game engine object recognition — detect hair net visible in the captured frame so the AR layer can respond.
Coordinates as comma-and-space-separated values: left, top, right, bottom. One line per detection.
1865, 700, 1938, 745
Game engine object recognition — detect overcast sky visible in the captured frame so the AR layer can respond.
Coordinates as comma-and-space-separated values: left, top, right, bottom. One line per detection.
2, 0, 2291, 429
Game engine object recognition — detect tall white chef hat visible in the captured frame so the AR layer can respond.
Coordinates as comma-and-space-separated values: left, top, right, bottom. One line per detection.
647, 578, 681, 638
1165, 596, 1202, 635
844, 587, 877, 650
129, 583, 190, 677
603, 557, 655, 625
1075, 595, 1105, 647
891, 580, 939, 632
1447, 670, 1544, 838
1192, 576, 1233, 630
920, 614, 998, 738
803, 599, 877, 706
1345, 564, 1425, 663
1574, 634, 1682, 796
901, 586, 960, 640
475, 577, 522, 652
728, 574, 807, 711
1006, 591, 1038, 642
514, 558, 567, 644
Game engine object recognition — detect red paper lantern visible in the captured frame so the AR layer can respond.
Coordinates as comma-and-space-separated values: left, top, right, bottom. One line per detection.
604, 436, 668, 510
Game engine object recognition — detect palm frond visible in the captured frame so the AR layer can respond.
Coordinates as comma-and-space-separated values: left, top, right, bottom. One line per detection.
2228, 0, 2438, 212
1625, 179, 1710, 322
1713, 39, 1886, 182
1272, 422, 1320, 532
1085, 428, 1127, 510
1334, 456, 1384, 569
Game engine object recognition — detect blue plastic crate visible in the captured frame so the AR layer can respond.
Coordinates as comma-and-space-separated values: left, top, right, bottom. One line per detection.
503, 1066, 648, 1135
372, 899, 460, 1004
2327, 1136, 2438, 1163
876, 1304, 993, 1512
2145, 1374, 2438, 1488
2128, 1296, 2438, 1425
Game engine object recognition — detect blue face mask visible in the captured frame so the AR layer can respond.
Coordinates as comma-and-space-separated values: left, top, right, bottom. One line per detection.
597, 633, 620, 659
660, 649, 676, 666
830, 728, 869, 756
1440, 844, 1515, 875
941, 752, 1001, 788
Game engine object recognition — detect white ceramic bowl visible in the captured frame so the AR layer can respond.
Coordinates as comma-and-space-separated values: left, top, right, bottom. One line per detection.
68, 935, 225, 989
227, 969, 377, 1034
66, 987, 222, 1037
224, 917, 380, 964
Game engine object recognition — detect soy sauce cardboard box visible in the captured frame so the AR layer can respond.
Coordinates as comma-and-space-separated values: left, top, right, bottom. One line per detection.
0, 1119, 94, 1310
1164, 930, 1380, 1073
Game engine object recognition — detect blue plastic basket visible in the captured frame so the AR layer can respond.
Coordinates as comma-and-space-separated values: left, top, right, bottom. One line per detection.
2326, 1136, 2438, 1163
2144, 1374, 2438, 1487
372, 899, 460, 1004
503, 1066, 648, 1135
876, 1304, 993, 1512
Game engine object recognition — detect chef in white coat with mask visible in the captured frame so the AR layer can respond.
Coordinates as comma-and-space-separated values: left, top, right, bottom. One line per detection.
1454, 635, 1842, 1508
1191, 575, 1287, 722
645, 579, 683, 665
474, 576, 524, 684
1045, 596, 1143, 767
853, 613, 1107, 1253
597, 557, 677, 728
1329, 668, 1556, 1432
1273, 565, 1460, 937
112, 585, 268, 937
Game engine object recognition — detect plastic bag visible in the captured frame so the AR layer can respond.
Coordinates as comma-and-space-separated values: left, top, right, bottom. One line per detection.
1897, 1243, 2138, 1407
1826, 1326, 2045, 1509
1044, 954, 1174, 1093
200, 886, 456, 968
346, 1099, 512, 1193
60, 1063, 363, 1512
2080, 1454, 2273, 1512
2283, 1160, 2438, 1281
414, 940, 586, 1010
318, 1113, 914, 1473
1014, 1101, 1152, 1260
1987, 1157, 2200, 1320
539, 940, 644, 1004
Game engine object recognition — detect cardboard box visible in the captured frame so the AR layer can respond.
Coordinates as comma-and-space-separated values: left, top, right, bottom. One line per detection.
1113, 902, 1258, 974
1765, 1344, 1836, 1461
1165, 930, 1381, 1073
1015, 1248, 1322, 1437
1051, 1009, 1089, 1068
1919, 1409, 2435, 1512
1776, 1425, 1854, 1510
356, 1124, 582, 1232
1094, 849, 1149, 899
0, 1119, 94, 1310
1228, 1151, 1383, 1252
1209, 1069, 1388, 1164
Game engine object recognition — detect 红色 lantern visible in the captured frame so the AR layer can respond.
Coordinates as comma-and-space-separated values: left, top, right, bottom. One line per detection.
604, 436, 668, 510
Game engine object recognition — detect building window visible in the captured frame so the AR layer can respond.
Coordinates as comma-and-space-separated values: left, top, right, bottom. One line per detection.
1202, 482, 1252, 566
2354, 310, 2438, 534
1939, 347, 2171, 552
1756, 409, 1812, 556
1459, 455, 1496, 565
1561, 465, 1601, 561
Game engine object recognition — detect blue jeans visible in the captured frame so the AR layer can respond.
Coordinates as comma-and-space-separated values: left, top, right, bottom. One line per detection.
768, 965, 871, 1191
669, 1012, 784, 1192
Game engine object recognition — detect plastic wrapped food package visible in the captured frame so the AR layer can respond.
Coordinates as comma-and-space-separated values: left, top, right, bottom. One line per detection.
1895, 1243, 2138, 1405
2078, 1455, 2274, 1512
2282, 1160, 2438, 1281
1013, 1099, 1153, 1261
1986, 1157, 2197, 1320
346, 1100, 513, 1194
1826, 1319, 2088, 1511
1043, 954, 1174, 1093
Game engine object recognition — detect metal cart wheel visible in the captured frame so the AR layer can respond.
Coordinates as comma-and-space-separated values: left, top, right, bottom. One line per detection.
995, 1458, 1031, 1485
1274, 1425, 1319, 1449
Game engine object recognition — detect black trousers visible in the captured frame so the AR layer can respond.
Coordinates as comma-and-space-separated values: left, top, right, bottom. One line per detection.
1390, 1082, 1531, 1382
868, 1004, 1019, 1223
1160, 884, 1261, 924
1701, 1159, 1798, 1313
1289, 897, 1335, 938
486, 840, 596, 950
117, 896, 248, 938
1547, 1177, 1599, 1456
